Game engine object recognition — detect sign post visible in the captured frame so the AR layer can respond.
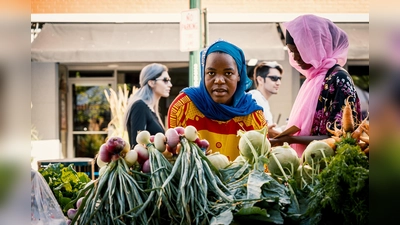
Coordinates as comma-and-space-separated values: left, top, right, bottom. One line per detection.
180, 0, 202, 87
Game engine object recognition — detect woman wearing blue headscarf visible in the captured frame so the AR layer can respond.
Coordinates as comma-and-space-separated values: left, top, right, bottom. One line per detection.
167, 40, 267, 160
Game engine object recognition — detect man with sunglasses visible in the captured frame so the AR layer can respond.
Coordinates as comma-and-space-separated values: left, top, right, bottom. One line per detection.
248, 61, 283, 137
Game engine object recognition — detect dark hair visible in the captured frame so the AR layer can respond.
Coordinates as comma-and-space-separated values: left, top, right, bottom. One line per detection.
253, 61, 283, 86
285, 30, 295, 45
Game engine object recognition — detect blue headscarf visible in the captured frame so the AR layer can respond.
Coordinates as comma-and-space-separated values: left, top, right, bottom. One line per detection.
182, 39, 262, 121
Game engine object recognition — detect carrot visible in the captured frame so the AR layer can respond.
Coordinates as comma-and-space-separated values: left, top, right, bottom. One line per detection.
351, 114, 369, 140
359, 135, 369, 145
342, 96, 355, 133
321, 137, 337, 150
326, 121, 343, 137
363, 146, 369, 155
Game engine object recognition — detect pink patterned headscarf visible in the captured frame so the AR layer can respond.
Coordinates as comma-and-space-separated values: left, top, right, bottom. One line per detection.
283, 14, 349, 156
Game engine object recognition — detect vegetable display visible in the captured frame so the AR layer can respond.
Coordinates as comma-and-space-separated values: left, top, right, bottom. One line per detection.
60, 100, 368, 225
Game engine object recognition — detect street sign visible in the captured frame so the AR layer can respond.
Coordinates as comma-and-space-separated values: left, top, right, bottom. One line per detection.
180, 8, 200, 52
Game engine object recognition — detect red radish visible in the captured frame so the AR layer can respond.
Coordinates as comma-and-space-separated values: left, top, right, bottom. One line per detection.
198, 139, 210, 150
165, 128, 180, 148
142, 159, 151, 173
67, 208, 78, 219
194, 137, 201, 146
76, 197, 84, 209
166, 144, 177, 155
133, 144, 149, 164
120, 141, 131, 157
124, 150, 138, 167
136, 130, 151, 145
150, 135, 155, 143
154, 132, 167, 152
99, 144, 111, 163
111, 154, 120, 161
96, 153, 107, 167
174, 126, 185, 135
106, 136, 126, 154
184, 125, 198, 141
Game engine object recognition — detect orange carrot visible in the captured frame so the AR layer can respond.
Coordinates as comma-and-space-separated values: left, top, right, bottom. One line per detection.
359, 135, 369, 145
326, 121, 343, 137
342, 96, 355, 133
352, 114, 369, 140
363, 146, 369, 155
321, 137, 337, 150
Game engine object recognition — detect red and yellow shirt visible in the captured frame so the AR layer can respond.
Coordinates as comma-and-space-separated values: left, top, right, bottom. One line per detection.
167, 93, 267, 160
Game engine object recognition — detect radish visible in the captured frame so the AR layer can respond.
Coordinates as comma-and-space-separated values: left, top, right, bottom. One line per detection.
99, 143, 111, 163
154, 132, 167, 152
76, 197, 84, 209
67, 208, 78, 219
198, 139, 210, 150
124, 150, 138, 167
133, 144, 149, 164
142, 159, 151, 173
165, 128, 180, 148
166, 144, 177, 154
174, 126, 185, 135
106, 136, 126, 154
136, 130, 151, 145
96, 152, 107, 167
150, 135, 155, 143
184, 125, 198, 141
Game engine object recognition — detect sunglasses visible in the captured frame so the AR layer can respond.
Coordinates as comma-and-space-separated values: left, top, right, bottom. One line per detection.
155, 77, 172, 84
266, 75, 282, 82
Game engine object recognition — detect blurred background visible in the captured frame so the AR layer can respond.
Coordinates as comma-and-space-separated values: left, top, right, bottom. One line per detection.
30, 0, 369, 163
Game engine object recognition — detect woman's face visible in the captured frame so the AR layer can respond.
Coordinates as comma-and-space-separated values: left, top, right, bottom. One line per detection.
204, 52, 240, 105
152, 71, 172, 98
287, 44, 313, 70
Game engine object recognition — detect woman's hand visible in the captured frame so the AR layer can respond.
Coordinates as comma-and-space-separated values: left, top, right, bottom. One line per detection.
268, 124, 282, 138
269, 135, 293, 147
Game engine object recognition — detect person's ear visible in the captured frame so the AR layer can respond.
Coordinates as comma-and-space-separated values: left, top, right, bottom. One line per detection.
147, 80, 155, 88
256, 76, 264, 84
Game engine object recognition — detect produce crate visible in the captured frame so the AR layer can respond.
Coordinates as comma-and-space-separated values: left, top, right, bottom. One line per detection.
37, 157, 95, 180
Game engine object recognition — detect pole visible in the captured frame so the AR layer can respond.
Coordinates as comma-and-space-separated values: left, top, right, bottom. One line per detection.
189, 0, 201, 87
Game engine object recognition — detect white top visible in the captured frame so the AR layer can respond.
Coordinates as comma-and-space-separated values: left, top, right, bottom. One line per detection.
248, 89, 273, 124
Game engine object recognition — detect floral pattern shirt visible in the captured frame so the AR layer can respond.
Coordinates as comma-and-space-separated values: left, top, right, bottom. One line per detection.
311, 65, 362, 136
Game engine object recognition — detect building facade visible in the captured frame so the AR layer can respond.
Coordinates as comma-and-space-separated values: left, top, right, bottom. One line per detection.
31, 0, 369, 159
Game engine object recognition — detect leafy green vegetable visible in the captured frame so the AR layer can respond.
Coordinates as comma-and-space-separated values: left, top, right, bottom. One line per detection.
304, 138, 369, 225
38, 163, 91, 216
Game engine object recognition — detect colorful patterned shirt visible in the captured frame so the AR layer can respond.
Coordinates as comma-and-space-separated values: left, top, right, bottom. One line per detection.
312, 67, 362, 135
167, 92, 267, 160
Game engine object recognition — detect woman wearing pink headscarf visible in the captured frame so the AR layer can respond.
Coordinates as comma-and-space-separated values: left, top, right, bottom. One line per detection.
270, 14, 361, 157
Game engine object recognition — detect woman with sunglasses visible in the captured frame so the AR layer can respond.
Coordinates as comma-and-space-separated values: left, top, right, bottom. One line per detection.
167, 39, 267, 160
248, 61, 283, 138
124, 63, 172, 147
270, 14, 362, 157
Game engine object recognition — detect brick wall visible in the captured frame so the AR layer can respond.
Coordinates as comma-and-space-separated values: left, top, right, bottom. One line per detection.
31, 0, 369, 14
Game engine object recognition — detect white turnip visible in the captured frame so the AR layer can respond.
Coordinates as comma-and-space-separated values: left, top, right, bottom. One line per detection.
136, 130, 151, 146
184, 125, 198, 141
124, 150, 138, 167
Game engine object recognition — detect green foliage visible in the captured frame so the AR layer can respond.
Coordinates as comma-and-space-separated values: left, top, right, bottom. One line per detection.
38, 163, 91, 216
305, 141, 369, 225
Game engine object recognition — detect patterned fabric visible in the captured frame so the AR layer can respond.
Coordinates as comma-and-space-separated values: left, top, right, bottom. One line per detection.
168, 92, 266, 160
311, 67, 362, 136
